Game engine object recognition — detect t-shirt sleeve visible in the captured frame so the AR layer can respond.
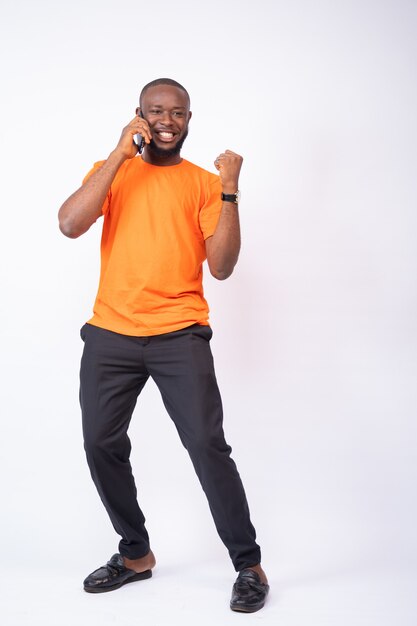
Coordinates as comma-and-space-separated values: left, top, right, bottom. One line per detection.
199, 174, 222, 240
82, 160, 111, 216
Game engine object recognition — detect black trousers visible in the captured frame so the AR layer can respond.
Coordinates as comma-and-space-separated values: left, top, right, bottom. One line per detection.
79, 322, 261, 571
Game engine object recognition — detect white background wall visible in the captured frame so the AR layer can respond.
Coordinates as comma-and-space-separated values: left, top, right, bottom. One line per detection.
0, 1, 416, 624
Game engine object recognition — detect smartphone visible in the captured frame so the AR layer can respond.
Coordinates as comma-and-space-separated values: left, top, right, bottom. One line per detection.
133, 111, 145, 154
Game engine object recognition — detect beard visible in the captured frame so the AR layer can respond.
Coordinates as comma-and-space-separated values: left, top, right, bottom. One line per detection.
147, 128, 189, 159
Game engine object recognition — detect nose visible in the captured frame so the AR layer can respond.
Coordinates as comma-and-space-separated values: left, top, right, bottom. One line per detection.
160, 110, 174, 125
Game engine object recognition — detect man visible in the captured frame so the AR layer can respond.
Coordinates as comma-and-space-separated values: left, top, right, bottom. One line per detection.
58, 78, 269, 613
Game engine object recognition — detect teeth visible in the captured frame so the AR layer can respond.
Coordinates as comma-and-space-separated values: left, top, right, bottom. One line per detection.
159, 132, 174, 138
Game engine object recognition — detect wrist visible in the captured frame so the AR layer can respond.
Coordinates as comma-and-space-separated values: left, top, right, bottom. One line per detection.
222, 185, 238, 194
221, 190, 241, 204
109, 147, 130, 165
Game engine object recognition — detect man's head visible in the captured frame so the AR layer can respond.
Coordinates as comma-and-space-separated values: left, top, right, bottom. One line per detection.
137, 78, 192, 160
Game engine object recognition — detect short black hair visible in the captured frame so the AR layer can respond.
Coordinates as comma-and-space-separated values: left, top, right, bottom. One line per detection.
139, 78, 190, 108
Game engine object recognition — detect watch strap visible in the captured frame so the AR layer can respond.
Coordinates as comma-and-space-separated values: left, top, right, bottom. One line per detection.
221, 191, 239, 203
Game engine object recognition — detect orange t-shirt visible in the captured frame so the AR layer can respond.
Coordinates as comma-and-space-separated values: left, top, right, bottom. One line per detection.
83, 156, 222, 336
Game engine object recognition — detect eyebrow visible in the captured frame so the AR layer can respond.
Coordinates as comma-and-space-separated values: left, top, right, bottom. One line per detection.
148, 104, 187, 109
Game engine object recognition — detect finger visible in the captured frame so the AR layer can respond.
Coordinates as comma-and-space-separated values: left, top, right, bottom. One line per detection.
222, 150, 243, 164
135, 118, 152, 143
214, 153, 226, 165
216, 152, 239, 164
225, 150, 243, 159
139, 120, 152, 143
129, 116, 152, 143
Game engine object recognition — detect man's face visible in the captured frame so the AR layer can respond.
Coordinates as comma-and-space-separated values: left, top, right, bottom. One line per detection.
138, 85, 192, 158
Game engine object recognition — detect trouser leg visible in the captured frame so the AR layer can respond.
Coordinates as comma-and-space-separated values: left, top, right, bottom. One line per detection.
144, 324, 261, 571
79, 323, 151, 559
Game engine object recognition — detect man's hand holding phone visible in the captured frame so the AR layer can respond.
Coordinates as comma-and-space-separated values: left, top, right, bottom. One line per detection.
115, 113, 152, 160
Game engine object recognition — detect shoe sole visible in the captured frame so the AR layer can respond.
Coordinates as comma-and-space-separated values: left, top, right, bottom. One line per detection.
84, 569, 152, 593
230, 600, 266, 613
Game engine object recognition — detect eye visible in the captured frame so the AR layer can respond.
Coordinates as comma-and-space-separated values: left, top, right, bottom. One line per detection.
150, 109, 162, 115
172, 111, 185, 118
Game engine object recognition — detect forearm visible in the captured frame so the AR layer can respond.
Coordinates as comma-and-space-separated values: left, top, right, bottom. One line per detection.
207, 201, 241, 280
58, 149, 126, 238
209, 149, 243, 279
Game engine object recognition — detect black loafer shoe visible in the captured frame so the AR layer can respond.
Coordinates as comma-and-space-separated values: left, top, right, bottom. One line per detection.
230, 568, 269, 613
83, 553, 152, 593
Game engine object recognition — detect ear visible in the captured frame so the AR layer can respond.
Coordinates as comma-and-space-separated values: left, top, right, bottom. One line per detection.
135, 106, 141, 116
188, 111, 192, 122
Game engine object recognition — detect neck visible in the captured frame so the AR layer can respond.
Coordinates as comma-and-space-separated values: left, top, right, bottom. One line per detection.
142, 147, 183, 167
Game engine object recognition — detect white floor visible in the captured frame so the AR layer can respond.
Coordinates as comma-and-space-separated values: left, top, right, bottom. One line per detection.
3, 556, 416, 626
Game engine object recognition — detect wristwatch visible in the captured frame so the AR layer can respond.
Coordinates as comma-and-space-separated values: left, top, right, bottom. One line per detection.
221, 190, 241, 204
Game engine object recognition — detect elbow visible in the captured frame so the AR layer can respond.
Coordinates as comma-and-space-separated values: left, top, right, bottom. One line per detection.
213, 272, 231, 281
206, 248, 240, 280
58, 210, 86, 239
210, 266, 234, 281
58, 218, 82, 239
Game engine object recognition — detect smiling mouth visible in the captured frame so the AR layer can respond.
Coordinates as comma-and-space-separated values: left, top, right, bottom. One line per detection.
157, 131, 176, 142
